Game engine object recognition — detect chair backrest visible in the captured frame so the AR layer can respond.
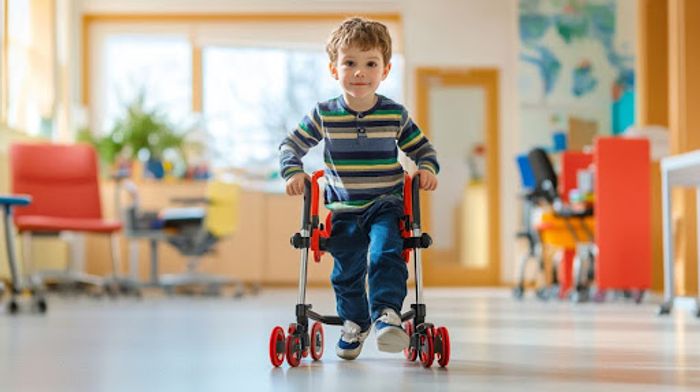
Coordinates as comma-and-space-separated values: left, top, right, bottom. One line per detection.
10, 143, 103, 220
516, 154, 536, 190
527, 147, 559, 204
560, 151, 593, 203
204, 181, 240, 237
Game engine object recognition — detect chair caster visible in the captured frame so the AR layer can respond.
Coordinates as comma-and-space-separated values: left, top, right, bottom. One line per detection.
535, 287, 551, 301
592, 289, 607, 303
512, 286, 524, 300
658, 302, 672, 316
34, 297, 48, 313
571, 288, 590, 303
7, 300, 19, 314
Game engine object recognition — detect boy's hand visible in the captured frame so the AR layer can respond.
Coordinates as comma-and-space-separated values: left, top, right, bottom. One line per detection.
285, 172, 310, 196
417, 169, 438, 191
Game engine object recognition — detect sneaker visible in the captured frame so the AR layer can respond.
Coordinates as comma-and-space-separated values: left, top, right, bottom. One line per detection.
336, 320, 370, 360
375, 308, 409, 353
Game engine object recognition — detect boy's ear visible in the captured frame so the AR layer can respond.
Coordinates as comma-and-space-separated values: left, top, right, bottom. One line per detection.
329, 62, 339, 80
381, 62, 392, 80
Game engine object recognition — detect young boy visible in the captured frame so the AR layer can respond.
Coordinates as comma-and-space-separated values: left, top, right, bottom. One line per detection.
278, 17, 439, 360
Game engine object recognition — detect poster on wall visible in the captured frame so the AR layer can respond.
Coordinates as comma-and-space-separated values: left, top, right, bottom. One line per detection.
518, 0, 635, 149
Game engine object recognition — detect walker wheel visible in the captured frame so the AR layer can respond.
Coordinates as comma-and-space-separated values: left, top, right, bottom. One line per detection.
268, 326, 286, 367
286, 324, 303, 367
310, 321, 324, 361
418, 326, 434, 368
403, 320, 417, 361
434, 326, 450, 368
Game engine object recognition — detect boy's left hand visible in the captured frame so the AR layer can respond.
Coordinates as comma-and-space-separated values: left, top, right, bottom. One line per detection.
417, 169, 438, 191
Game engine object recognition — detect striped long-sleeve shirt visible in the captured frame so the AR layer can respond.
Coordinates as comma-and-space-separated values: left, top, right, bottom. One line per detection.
279, 95, 440, 212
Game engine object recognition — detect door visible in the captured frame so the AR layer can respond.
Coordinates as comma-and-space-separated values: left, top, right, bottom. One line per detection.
415, 68, 500, 286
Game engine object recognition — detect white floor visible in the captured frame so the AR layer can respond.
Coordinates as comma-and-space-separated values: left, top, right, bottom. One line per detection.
0, 288, 699, 392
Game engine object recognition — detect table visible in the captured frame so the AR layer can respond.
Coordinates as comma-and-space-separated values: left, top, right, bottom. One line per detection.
659, 150, 700, 316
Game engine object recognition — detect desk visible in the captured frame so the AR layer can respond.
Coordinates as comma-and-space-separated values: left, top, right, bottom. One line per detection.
659, 150, 700, 315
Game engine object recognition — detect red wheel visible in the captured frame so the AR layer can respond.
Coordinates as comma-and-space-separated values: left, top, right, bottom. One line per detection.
268, 326, 286, 367
310, 321, 324, 361
403, 320, 417, 361
286, 324, 303, 367
419, 326, 435, 368
286, 335, 303, 367
435, 326, 451, 368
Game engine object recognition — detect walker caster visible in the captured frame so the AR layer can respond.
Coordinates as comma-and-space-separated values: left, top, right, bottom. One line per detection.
269, 326, 286, 367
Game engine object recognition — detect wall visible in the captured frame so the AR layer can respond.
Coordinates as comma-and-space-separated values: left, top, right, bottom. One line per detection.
518, 0, 638, 148
402, 0, 519, 282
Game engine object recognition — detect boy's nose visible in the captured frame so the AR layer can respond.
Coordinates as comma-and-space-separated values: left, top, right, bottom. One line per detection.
354, 70, 364, 77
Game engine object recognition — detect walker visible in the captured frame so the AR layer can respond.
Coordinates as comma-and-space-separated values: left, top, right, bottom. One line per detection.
268, 171, 450, 368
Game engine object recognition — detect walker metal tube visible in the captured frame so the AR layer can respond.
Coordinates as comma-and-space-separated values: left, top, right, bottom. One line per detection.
411, 173, 424, 304
297, 233, 310, 305
297, 178, 313, 305
413, 228, 424, 305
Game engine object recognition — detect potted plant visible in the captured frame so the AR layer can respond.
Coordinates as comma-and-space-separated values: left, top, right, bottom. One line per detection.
78, 92, 190, 179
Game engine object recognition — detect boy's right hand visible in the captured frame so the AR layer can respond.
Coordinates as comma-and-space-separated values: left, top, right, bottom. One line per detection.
285, 172, 310, 196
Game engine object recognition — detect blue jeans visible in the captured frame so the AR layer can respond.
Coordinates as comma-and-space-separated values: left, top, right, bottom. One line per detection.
328, 196, 408, 331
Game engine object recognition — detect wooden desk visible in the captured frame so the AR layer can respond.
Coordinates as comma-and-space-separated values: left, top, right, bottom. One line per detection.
659, 150, 700, 315
91, 181, 334, 287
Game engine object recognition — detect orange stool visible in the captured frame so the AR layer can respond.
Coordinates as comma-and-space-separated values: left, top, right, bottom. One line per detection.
537, 211, 595, 298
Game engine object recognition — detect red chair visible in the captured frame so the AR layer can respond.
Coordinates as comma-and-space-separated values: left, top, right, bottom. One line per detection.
9, 143, 137, 295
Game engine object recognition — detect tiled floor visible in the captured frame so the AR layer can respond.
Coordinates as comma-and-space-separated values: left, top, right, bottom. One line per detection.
0, 288, 699, 391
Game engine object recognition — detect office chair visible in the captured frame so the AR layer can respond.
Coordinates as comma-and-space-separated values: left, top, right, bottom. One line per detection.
527, 147, 596, 302
9, 143, 139, 296
157, 180, 245, 296
512, 154, 551, 300
0, 195, 47, 313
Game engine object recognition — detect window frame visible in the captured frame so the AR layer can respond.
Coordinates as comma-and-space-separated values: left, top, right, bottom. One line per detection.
82, 12, 403, 114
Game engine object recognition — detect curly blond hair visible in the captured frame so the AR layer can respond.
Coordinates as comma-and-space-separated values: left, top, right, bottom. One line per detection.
325, 17, 392, 65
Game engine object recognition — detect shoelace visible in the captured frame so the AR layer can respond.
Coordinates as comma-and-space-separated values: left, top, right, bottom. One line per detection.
377, 310, 401, 326
341, 321, 363, 343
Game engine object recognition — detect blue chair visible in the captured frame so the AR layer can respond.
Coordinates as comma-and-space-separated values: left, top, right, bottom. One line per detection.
513, 154, 552, 300
0, 195, 47, 313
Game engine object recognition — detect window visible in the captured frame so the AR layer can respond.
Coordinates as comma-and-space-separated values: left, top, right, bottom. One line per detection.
203, 46, 404, 176
94, 34, 191, 135
88, 16, 404, 189
6, 0, 55, 136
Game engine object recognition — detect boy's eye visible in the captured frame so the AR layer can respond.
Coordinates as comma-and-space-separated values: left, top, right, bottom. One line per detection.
367, 61, 378, 67
344, 60, 355, 66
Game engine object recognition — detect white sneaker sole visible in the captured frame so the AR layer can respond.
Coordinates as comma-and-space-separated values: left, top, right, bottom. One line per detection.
376, 327, 409, 353
336, 344, 362, 360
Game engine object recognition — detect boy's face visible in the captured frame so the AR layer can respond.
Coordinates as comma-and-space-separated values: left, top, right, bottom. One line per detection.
330, 46, 391, 102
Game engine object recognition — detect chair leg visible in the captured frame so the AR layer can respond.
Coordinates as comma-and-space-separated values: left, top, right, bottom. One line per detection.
106, 233, 141, 297
31, 231, 104, 295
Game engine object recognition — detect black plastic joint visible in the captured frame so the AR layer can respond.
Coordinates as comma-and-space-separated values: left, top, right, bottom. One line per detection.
319, 238, 329, 251
411, 303, 426, 325
295, 304, 311, 328
420, 233, 432, 248
403, 234, 432, 250
290, 233, 310, 249
402, 215, 412, 232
